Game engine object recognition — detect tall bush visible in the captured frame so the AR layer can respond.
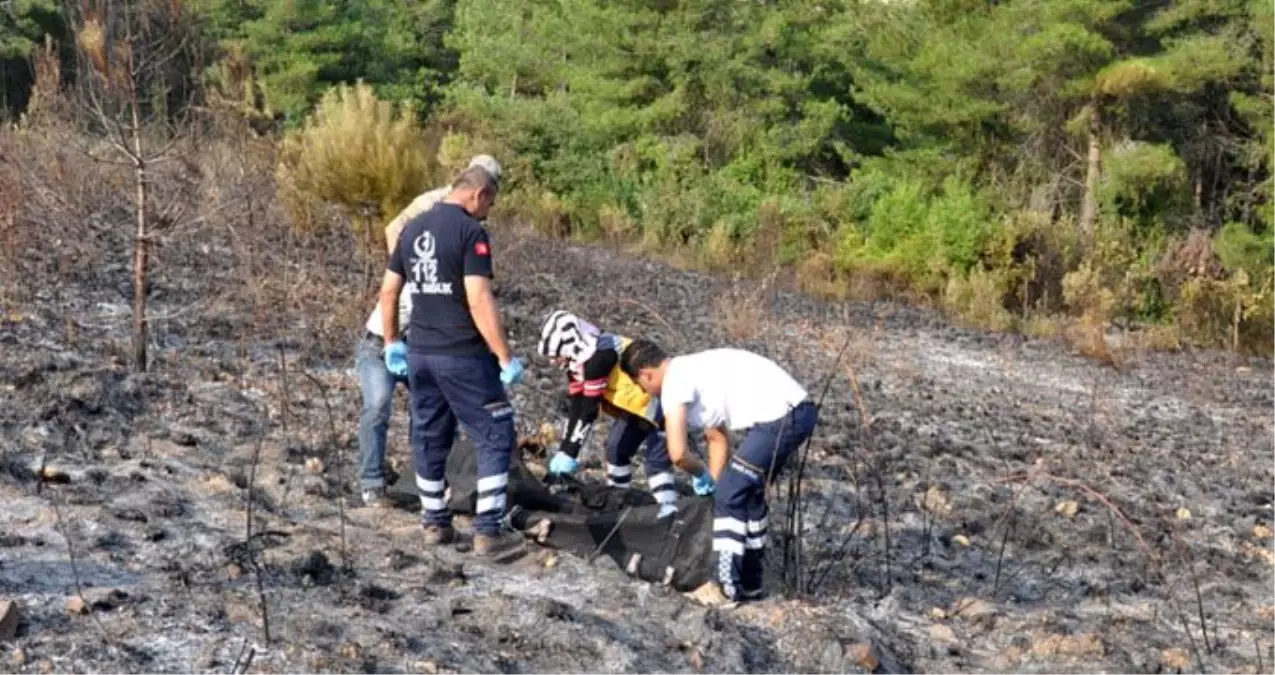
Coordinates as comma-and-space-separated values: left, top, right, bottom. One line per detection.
276, 81, 431, 252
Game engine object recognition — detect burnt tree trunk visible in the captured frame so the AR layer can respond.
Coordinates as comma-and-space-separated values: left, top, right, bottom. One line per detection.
129, 73, 149, 373
1078, 101, 1102, 244
132, 160, 149, 372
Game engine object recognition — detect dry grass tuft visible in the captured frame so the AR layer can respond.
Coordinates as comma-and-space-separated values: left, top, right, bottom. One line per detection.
1061, 263, 1119, 365
598, 203, 638, 248
701, 220, 740, 271
713, 272, 778, 342
795, 251, 844, 299
0, 149, 24, 307
943, 267, 1016, 332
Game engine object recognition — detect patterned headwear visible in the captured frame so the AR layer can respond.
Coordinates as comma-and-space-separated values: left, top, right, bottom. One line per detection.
538, 310, 600, 366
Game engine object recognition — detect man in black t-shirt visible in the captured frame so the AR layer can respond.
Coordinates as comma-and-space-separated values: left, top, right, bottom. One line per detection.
376, 165, 527, 561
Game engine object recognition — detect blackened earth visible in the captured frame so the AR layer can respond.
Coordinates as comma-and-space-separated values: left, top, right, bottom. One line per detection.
1, 224, 1272, 674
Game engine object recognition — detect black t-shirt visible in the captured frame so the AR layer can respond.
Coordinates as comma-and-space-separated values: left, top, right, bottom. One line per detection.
388, 203, 494, 356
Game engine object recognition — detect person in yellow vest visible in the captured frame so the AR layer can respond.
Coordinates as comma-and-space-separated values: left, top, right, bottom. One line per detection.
537, 310, 678, 516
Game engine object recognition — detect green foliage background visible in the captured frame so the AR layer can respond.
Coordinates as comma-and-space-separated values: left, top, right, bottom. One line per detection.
3, 0, 1271, 350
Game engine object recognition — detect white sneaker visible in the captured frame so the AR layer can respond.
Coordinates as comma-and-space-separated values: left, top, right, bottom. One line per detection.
361, 488, 388, 508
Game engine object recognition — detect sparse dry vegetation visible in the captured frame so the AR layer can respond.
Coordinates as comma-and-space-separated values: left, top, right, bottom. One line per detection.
0, 1, 1271, 673
713, 273, 778, 342
2, 102, 1272, 670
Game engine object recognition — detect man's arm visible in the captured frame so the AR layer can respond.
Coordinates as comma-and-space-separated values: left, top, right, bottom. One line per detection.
384, 188, 445, 253
556, 351, 616, 458
384, 205, 415, 255
663, 403, 706, 476
558, 393, 601, 458
703, 426, 730, 481
463, 275, 513, 365
380, 270, 406, 343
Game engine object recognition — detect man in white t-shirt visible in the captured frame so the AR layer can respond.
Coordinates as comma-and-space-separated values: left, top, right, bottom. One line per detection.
355, 155, 502, 507
620, 339, 819, 606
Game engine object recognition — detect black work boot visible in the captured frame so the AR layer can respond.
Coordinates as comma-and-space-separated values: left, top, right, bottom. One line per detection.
422, 523, 457, 546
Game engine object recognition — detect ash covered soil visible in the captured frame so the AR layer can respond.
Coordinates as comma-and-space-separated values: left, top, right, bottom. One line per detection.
1, 223, 1273, 674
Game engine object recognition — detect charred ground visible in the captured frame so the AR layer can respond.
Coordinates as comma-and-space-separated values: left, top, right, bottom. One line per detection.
1, 140, 1273, 673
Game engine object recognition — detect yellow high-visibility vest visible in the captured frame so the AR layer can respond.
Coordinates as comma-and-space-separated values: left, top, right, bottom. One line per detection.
603, 336, 660, 424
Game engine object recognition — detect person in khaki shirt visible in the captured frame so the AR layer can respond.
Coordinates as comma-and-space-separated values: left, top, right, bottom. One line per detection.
356, 155, 502, 507
384, 155, 503, 253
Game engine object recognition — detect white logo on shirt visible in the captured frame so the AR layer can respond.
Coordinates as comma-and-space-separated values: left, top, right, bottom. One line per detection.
570, 421, 593, 444
407, 231, 452, 295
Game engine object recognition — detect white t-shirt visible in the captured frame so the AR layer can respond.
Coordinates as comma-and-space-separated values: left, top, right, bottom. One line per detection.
365, 186, 450, 337
364, 287, 412, 337
660, 348, 808, 431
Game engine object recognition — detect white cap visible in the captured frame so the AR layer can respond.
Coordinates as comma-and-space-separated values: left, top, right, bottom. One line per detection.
467, 154, 502, 183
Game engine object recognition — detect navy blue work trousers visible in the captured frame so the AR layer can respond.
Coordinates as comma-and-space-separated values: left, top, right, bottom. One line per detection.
604, 415, 677, 514
712, 400, 818, 600
407, 351, 516, 536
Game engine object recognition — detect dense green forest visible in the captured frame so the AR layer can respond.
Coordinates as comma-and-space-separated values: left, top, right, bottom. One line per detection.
3, 0, 1272, 352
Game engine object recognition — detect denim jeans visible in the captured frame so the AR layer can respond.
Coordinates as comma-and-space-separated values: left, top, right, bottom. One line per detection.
406, 351, 516, 536
355, 335, 409, 490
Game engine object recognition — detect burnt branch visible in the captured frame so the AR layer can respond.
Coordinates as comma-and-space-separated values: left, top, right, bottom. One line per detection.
301, 370, 350, 581
47, 425, 114, 643
244, 429, 272, 644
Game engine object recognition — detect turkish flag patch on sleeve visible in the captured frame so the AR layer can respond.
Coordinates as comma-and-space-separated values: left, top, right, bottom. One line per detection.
475, 241, 490, 256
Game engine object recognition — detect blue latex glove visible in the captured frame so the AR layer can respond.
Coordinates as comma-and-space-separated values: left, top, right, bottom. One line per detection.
500, 357, 525, 385
383, 341, 408, 378
692, 471, 716, 496
548, 452, 580, 476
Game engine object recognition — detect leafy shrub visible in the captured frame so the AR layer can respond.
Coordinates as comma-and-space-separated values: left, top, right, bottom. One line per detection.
980, 210, 1070, 313
1099, 140, 1188, 232
1085, 218, 1169, 324
1214, 221, 1274, 280
943, 266, 1015, 332
521, 189, 570, 239
836, 175, 991, 295
1174, 271, 1274, 352
1062, 262, 1117, 324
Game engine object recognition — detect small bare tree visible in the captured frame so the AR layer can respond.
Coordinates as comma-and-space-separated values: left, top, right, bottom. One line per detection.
67, 0, 201, 371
